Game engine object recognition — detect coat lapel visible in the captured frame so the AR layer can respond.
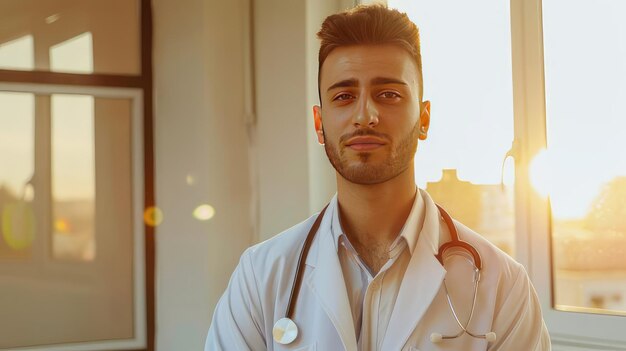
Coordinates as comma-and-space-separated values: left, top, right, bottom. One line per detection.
381, 190, 447, 351
305, 197, 359, 351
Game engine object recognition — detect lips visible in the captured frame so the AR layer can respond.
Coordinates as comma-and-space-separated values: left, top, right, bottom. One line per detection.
345, 136, 386, 151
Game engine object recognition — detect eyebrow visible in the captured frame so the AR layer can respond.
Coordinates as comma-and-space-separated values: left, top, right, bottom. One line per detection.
326, 77, 408, 92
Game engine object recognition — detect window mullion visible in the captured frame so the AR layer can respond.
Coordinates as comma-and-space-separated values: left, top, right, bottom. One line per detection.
510, 0, 550, 281
34, 94, 52, 270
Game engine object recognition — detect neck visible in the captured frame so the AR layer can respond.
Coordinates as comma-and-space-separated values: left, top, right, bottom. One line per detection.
336, 165, 417, 252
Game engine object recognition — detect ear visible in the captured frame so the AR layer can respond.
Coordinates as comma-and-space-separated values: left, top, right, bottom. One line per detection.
418, 100, 431, 140
313, 105, 325, 144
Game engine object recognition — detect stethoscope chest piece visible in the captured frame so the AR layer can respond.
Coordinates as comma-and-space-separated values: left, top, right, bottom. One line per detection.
273, 317, 298, 344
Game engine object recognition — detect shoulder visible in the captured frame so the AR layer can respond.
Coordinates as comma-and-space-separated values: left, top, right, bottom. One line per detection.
248, 212, 318, 259
242, 212, 319, 282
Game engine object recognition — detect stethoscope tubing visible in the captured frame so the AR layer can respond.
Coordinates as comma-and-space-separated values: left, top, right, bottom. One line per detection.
284, 205, 329, 320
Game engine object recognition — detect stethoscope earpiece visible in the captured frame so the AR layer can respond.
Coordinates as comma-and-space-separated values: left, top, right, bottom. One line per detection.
430, 332, 443, 343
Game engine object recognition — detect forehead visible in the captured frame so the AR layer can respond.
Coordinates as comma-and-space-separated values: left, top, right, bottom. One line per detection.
320, 44, 419, 90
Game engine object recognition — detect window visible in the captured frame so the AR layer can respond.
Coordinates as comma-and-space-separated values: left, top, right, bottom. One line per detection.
0, 89, 141, 349
541, 0, 626, 317
0, 0, 140, 75
527, 0, 626, 347
0, 1, 153, 350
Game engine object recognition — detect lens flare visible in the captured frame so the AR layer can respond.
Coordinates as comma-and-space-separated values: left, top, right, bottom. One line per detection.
186, 174, 196, 186
2, 202, 35, 250
193, 204, 215, 221
54, 218, 71, 234
143, 206, 164, 227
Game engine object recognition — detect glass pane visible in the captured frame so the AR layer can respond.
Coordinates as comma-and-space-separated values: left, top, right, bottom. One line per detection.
0, 35, 34, 70
388, 0, 516, 256
51, 94, 95, 261
0, 0, 140, 75
0, 92, 34, 260
50, 32, 94, 74
542, 0, 626, 316
0, 92, 135, 348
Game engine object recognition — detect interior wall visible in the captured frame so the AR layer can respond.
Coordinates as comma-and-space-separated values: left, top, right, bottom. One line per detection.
152, 0, 252, 349
253, 0, 312, 240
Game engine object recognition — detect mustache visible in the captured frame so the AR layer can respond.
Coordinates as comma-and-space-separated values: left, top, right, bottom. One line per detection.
339, 129, 391, 145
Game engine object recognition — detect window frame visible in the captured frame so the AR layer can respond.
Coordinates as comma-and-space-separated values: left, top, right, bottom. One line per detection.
0, 83, 147, 350
511, 0, 626, 348
0, 0, 154, 350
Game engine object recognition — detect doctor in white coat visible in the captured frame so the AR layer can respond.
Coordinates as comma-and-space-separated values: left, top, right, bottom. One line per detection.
207, 5, 550, 351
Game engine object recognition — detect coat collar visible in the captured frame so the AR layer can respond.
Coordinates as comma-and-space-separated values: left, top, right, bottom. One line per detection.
304, 196, 358, 350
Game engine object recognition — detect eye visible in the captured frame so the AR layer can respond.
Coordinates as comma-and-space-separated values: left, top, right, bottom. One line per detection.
333, 93, 354, 101
379, 91, 401, 99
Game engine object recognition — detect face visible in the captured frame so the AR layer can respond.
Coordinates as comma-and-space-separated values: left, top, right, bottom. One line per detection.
313, 44, 431, 185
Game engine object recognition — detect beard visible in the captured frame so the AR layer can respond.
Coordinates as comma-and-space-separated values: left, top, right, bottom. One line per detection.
323, 120, 420, 185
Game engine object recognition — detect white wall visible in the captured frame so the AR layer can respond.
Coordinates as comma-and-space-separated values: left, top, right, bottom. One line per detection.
153, 0, 348, 349
305, 0, 350, 215
254, 0, 348, 241
153, 0, 252, 349
254, 0, 311, 240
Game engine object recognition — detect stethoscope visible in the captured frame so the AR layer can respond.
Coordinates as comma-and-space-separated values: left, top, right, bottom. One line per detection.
272, 203, 497, 346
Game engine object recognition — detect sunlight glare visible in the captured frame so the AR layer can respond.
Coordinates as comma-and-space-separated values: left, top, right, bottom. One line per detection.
530, 149, 552, 198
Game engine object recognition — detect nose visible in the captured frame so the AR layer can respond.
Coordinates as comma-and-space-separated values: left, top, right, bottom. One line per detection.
353, 95, 379, 128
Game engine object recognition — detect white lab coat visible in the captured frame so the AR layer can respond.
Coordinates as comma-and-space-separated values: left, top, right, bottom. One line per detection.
206, 190, 551, 350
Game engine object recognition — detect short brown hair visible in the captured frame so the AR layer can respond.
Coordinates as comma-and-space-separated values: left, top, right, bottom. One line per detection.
317, 4, 424, 101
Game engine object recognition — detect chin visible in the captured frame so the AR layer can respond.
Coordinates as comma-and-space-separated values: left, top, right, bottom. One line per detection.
340, 161, 413, 185
338, 165, 398, 185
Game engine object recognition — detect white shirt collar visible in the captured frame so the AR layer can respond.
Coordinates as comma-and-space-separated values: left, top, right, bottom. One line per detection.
329, 186, 425, 256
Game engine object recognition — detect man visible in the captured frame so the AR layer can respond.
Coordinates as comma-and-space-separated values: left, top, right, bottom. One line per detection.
207, 5, 550, 350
